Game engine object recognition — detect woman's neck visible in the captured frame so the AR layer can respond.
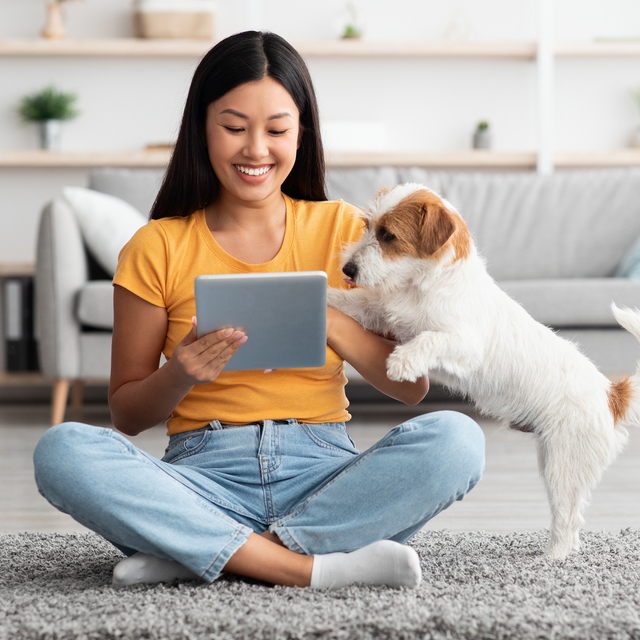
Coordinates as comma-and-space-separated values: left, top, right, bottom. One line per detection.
206, 191, 285, 233
204, 192, 288, 264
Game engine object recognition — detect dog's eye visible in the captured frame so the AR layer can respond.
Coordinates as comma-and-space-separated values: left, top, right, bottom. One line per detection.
377, 227, 396, 242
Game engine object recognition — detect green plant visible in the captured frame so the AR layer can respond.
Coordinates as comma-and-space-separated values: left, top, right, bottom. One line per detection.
342, 24, 361, 39
18, 85, 79, 122
477, 121, 490, 131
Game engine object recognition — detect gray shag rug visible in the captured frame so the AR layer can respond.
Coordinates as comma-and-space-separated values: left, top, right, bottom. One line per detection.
2, 530, 640, 640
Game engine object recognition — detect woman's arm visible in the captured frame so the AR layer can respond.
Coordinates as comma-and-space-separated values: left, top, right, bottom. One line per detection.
108, 285, 247, 436
326, 307, 429, 405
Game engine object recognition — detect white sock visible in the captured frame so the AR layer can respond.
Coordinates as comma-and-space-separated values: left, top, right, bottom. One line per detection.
310, 540, 422, 590
112, 552, 201, 588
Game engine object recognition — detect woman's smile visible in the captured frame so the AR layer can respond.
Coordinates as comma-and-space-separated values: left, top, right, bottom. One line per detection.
234, 163, 274, 182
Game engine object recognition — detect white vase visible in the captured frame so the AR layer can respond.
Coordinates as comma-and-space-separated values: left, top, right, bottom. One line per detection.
473, 128, 492, 150
38, 120, 63, 150
42, 2, 66, 40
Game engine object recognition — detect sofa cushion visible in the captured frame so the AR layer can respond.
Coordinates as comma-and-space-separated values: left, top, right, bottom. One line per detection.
326, 167, 401, 210
76, 281, 114, 329
499, 278, 640, 327
62, 187, 147, 276
89, 168, 165, 217
327, 168, 640, 281
432, 169, 640, 281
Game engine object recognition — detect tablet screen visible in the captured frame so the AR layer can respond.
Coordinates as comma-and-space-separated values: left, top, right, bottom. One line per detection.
194, 271, 327, 371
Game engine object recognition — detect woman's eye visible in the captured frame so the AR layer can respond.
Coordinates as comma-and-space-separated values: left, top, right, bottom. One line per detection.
269, 129, 288, 136
224, 126, 244, 133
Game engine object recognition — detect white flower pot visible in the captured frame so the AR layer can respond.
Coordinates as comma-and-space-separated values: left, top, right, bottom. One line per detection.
38, 120, 63, 151
473, 128, 492, 150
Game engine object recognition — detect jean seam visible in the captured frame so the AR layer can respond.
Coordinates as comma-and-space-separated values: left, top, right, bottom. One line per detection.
300, 423, 356, 454
130, 448, 252, 530
273, 426, 404, 545
104, 429, 131, 455
202, 526, 253, 582
165, 430, 213, 464
270, 524, 305, 554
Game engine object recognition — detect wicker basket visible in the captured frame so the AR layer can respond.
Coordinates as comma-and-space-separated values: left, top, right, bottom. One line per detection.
134, 0, 215, 40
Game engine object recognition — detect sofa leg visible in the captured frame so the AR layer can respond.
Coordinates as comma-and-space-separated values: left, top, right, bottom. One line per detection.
71, 380, 84, 418
51, 378, 70, 426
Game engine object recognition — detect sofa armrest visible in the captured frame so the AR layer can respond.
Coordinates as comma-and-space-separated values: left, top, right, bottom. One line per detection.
35, 199, 89, 379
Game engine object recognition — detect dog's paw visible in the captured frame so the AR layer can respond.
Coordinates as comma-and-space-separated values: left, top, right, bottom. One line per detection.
326, 287, 347, 309
543, 542, 575, 560
386, 348, 421, 382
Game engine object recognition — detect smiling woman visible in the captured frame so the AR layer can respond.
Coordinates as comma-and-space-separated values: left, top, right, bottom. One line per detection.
31, 31, 483, 596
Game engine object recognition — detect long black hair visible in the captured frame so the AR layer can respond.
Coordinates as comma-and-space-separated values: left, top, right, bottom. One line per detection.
150, 31, 327, 220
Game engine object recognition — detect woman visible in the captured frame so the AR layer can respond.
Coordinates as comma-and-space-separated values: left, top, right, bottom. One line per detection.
34, 31, 484, 590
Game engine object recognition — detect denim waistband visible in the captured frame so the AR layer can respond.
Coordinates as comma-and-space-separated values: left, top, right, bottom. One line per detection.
207, 419, 301, 431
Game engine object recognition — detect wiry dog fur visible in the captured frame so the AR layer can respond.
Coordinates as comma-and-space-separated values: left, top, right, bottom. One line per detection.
328, 182, 640, 559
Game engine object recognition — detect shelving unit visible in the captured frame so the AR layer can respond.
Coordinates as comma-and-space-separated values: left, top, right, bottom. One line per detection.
1, 37, 638, 59
2, 37, 640, 170
2, 149, 640, 170
0, 38, 537, 59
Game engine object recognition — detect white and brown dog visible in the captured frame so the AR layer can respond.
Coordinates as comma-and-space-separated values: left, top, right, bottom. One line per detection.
327, 182, 640, 559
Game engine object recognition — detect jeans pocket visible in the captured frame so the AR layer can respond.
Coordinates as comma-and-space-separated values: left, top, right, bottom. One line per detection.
162, 427, 212, 464
301, 422, 359, 455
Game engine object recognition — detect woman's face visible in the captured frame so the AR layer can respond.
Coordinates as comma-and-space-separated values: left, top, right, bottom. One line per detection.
206, 77, 301, 206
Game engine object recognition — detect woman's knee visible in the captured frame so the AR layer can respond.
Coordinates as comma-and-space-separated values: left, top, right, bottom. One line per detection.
33, 422, 106, 498
404, 410, 485, 480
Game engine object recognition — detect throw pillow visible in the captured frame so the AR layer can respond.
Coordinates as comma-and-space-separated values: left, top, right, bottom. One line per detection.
616, 235, 640, 278
62, 186, 147, 276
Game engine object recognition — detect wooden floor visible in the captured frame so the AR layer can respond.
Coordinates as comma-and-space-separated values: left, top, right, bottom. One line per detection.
2, 401, 640, 535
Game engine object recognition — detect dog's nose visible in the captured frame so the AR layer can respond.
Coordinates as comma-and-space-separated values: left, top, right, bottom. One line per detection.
343, 262, 358, 281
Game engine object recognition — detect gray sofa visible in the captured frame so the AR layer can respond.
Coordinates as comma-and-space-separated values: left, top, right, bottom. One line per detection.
35, 167, 640, 423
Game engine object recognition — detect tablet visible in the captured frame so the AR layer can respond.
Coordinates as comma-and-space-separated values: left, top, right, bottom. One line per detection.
194, 271, 327, 371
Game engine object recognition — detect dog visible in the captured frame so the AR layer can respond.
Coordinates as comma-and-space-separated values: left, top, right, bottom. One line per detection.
327, 182, 640, 559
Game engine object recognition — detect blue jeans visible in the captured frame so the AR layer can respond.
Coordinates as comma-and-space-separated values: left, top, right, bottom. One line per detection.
33, 411, 484, 582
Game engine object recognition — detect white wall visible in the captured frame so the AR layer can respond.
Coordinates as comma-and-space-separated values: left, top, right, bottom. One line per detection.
1, 0, 640, 263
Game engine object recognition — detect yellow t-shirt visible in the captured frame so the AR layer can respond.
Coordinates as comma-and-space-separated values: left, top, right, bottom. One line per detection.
113, 194, 364, 435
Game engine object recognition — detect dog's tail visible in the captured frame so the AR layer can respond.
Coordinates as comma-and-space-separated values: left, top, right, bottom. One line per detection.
611, 303, 640, 429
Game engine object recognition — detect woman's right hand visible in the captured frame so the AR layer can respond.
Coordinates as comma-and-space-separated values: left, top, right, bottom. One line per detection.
168, 317, 247, 386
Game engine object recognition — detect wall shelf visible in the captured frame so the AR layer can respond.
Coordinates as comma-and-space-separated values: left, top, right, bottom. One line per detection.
0, 38, 539, 59
3, 38, 640, 60
556, 41, 640, 57
0, 149, 172, 168
2, 149, 640, 169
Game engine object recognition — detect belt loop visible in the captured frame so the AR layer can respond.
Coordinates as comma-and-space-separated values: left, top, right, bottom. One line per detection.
208, 420, 223, 431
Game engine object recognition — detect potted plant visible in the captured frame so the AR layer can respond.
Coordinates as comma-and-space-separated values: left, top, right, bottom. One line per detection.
473, 121, 492, 150
340, 2, 362, 39
18, 85, 79, 150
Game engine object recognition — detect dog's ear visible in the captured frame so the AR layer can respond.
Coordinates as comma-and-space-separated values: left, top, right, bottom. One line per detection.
419, 202, 455, 256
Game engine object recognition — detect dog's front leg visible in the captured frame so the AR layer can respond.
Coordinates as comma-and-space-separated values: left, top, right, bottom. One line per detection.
386, 331, 481, 382
326, 287, 385, 334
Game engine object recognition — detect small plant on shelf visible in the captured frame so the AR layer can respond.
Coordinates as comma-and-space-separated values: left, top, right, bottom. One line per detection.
18, 85, 79, 122
473, 121, 492, 150
340, 2, 362, 39
18, 85, 79, 150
